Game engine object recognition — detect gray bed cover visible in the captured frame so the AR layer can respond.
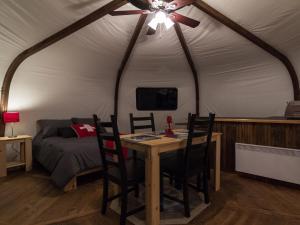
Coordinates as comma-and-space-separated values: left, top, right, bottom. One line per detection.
33, 134, 102, 188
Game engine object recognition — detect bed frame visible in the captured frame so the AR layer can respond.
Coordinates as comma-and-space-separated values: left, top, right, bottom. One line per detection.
63, 167, 103, 192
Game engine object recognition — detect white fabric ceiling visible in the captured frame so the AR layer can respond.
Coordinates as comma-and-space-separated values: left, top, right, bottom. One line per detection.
0, 0, 300, 139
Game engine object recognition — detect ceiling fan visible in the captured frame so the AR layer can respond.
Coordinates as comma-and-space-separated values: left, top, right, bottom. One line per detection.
110, 0, 200, 35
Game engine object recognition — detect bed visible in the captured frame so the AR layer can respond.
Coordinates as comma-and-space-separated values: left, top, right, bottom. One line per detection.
33, 118, 103, 191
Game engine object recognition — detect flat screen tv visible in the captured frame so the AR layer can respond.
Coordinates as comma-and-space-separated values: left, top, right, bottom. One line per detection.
136, 87, 178, 110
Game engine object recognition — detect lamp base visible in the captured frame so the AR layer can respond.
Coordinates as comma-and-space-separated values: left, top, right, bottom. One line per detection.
7, 135, 18, 138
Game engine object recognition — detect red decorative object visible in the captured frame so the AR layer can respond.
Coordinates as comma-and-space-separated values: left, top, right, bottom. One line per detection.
167, 115, 173, 125
71, 124, 96, 138
165, 115, 174, 137
3, 112, 20, 123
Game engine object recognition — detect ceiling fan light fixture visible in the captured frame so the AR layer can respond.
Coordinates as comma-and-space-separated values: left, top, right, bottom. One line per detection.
166, 3, 177, 10
152, 0, 164, 9
155, 11, 167, 24
165, 17, 174, 29
148, 18, 159, 30
148, 11, 175, 31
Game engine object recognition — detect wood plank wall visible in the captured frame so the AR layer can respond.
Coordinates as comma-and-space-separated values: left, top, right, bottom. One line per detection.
213, 121, 300, 172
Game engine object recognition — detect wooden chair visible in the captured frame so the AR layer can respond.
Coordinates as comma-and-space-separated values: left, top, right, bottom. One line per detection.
187, 113, 212, 184
160, 113, 215, 217
93, 114, 145, 225
129, 113, 155, 159
129, 112, 156, 134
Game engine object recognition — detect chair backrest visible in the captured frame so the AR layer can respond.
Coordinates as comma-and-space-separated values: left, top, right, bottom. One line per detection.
129, 113, 155, 134
93, 114, 127, 182
187, 113, 210, 130
184, 113, 215, 176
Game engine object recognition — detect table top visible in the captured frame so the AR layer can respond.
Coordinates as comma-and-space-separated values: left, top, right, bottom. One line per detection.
121, 130, 221, 148
0, 135, 32, 142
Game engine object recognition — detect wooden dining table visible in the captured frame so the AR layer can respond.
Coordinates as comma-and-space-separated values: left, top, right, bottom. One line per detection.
120, 130, 222, 225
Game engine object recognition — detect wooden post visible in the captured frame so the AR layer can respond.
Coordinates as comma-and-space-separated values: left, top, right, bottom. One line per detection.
214, 134, 221, 191
174, 22, 200, 115
0, 142, 6, 177
114, 14, 148, 117
25, 138, 32, 172
145, 147, 160, 225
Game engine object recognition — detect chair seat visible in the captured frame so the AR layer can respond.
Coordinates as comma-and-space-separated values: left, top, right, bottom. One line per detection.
161, 149, 206, 178
108, 158, 145, 185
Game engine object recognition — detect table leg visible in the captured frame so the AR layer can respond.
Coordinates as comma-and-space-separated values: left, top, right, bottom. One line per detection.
25, 139, 32, 172
214, 135, 221, 191
145, 147, 160, 225
20, 142, 25, 162
0, 142, 7, 177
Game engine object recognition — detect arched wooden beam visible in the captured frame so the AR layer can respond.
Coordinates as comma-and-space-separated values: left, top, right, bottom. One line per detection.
0, 0, 127, 136
194, 0, 300, 100
114, 14, 148, 117
174, 22, 200, 115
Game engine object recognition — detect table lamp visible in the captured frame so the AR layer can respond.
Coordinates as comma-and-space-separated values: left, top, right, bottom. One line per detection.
3, 112, 20, 138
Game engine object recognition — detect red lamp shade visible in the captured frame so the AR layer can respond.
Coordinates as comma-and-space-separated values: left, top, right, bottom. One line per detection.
3, 112, 20, 123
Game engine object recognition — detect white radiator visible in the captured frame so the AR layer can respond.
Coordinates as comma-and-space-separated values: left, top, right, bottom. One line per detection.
235, 143, 300, 185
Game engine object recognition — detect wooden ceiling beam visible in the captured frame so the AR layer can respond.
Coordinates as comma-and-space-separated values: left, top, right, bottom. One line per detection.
174, 22, 200, 115
194, 0, 300, 100
0, 0, 126, 136
114, 14, 148, 117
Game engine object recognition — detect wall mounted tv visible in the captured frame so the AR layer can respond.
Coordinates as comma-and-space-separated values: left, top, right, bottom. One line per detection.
136, 87, 178, 110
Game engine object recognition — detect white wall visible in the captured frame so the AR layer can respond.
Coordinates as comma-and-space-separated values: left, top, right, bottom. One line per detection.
0, 0, 300, 159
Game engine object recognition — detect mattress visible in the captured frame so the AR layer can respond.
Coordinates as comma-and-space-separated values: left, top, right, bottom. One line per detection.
33, 135, 102, 188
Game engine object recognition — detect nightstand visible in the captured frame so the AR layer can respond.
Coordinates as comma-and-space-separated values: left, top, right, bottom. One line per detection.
0, 135, 32, 177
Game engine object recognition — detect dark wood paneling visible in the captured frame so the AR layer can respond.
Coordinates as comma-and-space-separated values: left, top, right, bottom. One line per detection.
214, 121, 300, 171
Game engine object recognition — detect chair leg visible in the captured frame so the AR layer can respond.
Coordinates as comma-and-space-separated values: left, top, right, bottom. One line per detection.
203, 169, 210, 204
183, 179, 190, 218
101, 176, 109, 215
196, 173, 202, 191
168, 173, 173, 185
160, 173, 164, 212
134, 184, 139, 198
207, 153, 211, 180
174, 177, 182, 190
120, 187, 128, 225
133, 150, 137, 160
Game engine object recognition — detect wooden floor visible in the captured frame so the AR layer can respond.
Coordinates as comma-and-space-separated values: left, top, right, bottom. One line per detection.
0, 170, 299, 225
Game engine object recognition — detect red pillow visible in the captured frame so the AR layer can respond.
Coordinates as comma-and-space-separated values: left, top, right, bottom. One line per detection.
71, 124, 96, 138
71, 124, 128, 158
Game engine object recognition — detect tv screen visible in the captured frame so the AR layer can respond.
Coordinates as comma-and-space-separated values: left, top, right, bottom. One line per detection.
136, 87, 178, 110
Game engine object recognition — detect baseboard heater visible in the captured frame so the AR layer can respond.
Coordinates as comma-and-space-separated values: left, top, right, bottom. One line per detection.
235, 143, 300, 185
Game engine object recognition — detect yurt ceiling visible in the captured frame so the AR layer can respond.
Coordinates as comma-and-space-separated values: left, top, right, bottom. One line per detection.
1, 0, 300, 136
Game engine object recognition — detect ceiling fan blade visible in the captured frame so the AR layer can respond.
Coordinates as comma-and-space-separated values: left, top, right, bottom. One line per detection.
171, 12, 200, 28
109, 10, 150, 16
68, 0, 102, 10
128, 0, 152, 10
166, 0, 195, 11
146, 27, 156, 35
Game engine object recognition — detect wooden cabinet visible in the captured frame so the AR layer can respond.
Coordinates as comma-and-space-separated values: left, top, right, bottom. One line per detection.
0, 135, 32, 177
214, 118, 300, 172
